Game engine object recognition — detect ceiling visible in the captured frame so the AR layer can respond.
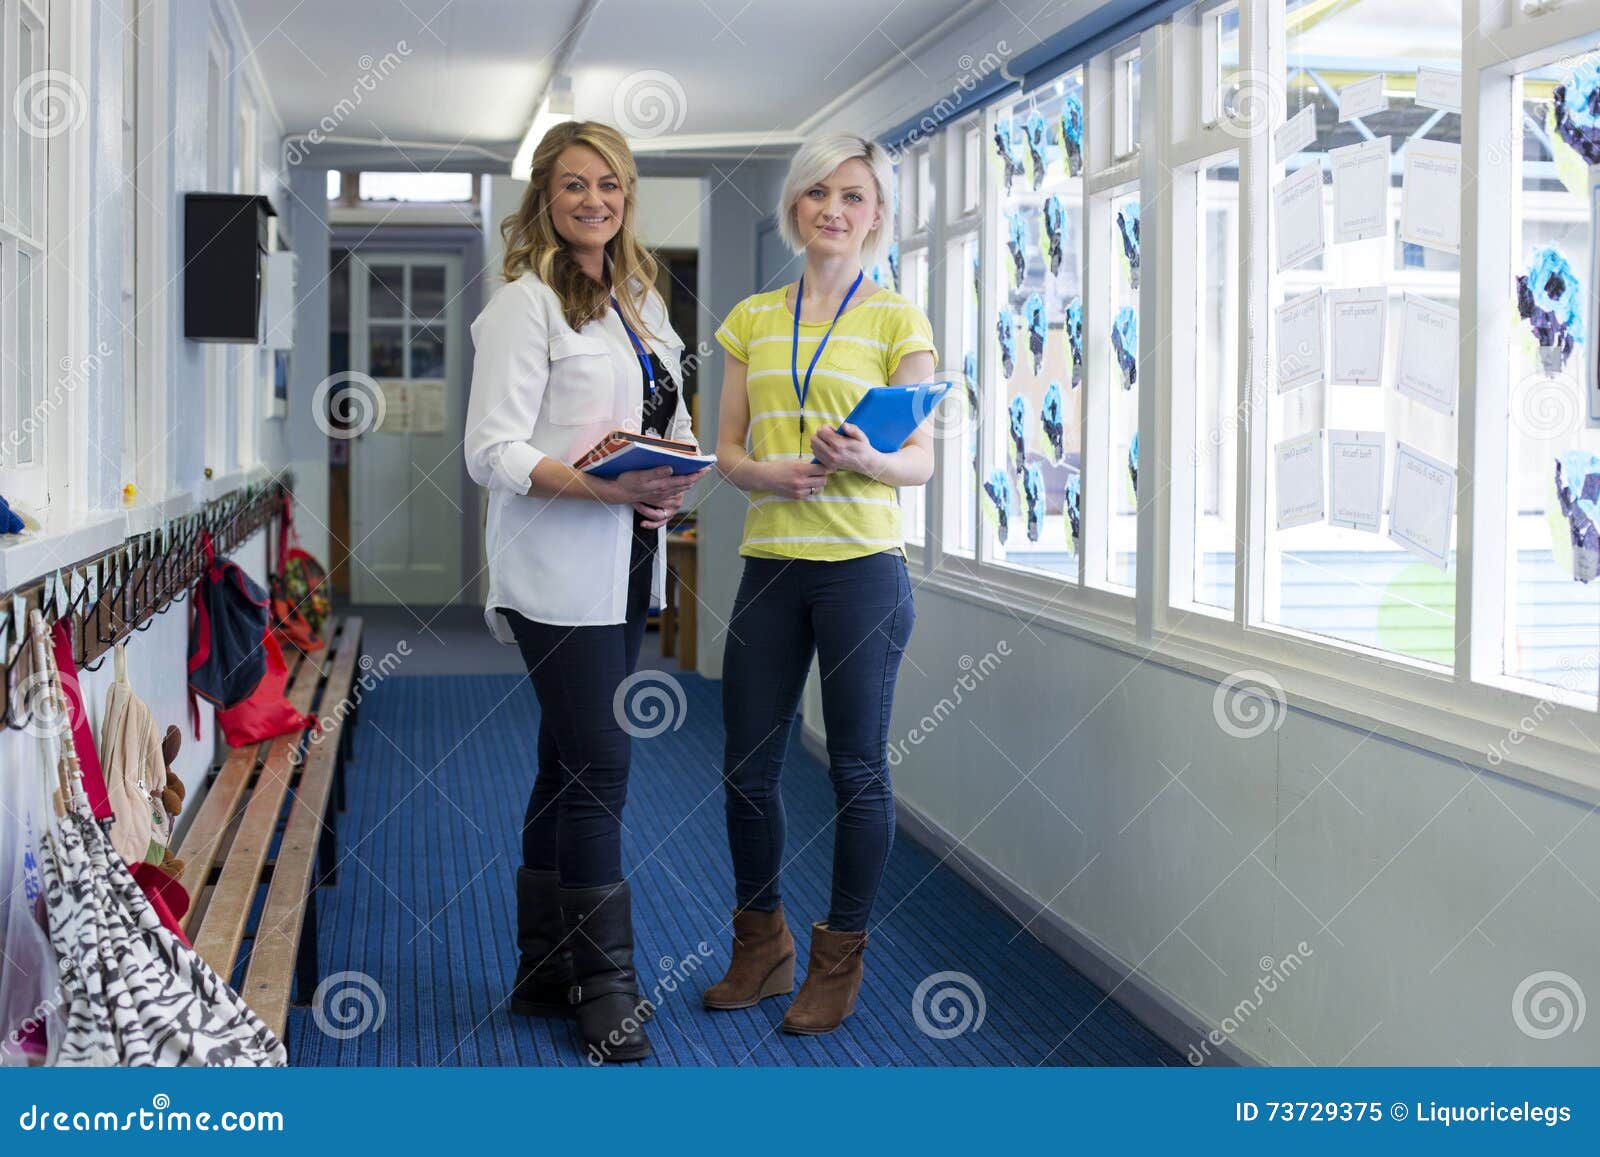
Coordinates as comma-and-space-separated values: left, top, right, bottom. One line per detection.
233, 0, 979, 170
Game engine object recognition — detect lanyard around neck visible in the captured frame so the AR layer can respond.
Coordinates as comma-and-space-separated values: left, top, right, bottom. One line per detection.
610, 294, 656, 399
790, 271, 865, 439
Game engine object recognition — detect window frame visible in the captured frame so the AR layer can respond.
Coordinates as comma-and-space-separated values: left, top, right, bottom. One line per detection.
908, 0, 1600, 802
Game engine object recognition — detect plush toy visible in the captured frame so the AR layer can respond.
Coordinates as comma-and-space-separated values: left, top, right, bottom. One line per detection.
156, 724, 187, 878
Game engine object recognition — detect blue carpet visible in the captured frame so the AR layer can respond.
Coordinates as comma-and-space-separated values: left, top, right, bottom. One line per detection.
286, 671, 1181, 1066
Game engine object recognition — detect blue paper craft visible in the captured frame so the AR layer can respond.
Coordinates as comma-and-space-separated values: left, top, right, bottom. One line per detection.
1025, 294, 1047, 376
1041, 381, 1065, 464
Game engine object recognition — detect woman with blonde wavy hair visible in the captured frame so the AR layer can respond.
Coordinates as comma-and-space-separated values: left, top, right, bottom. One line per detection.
464, 119, 708, 1063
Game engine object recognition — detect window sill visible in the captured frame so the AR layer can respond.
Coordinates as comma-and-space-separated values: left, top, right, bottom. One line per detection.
919, 562, 1600, 810
0, 509, 129, 594
124, 490, 197, 537
201, 465, 270, 503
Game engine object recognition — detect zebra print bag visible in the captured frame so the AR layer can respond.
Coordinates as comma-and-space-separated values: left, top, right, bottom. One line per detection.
27, 610, 286, 1067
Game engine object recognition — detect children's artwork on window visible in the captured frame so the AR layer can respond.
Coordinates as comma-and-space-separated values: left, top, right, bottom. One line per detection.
1117, 201, 1141, 290
1042, 194, 1065, 276
1128, 428, 1140, 496
1517, 245, 1583, 374
887, 240, 901, 294
997, 310, 1016, 379
1041, 381, 1065, 464
1025, 293, 1047, 374
1113, 305, 1138, 389
1058, 94, 1084, 178
983, 468, 1012, 543
1553, 60, 1600, 166
1554, 450, 1600, 583
1023, 461, 1045, 542
1065, 297, 1084, 386
1026, 109, 1048, 191
971, 254, 981, 308
1008, 395, 1028, 473
1065, 471, 1082, 551
1007, 210, 1027, 286
962, 350, 979, 417
994, 117, 1025, 195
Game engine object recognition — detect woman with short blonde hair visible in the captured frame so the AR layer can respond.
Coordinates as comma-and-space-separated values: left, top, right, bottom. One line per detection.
702, 132, 937, 1035
465, 119, 708, 1063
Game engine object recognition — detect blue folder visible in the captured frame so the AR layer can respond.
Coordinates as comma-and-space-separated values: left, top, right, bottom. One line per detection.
582, 444, 717, 479
811, 381, 954, 461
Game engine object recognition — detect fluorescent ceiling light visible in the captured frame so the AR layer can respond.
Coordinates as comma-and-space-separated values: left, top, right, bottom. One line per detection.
512, 75, 574, 180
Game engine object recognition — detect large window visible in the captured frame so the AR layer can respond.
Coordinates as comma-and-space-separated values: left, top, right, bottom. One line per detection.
1, 0, 49, 512
1503, 46, 1600, 697
1257, 0, 1463, 664
984, 74, 1085, 581
939, 119, 984, 559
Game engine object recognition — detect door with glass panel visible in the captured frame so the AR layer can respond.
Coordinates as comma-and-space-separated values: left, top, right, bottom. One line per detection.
348, 253, 464, 606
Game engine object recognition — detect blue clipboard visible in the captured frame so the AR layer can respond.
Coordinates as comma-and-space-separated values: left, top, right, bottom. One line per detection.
811, 381, 954, 462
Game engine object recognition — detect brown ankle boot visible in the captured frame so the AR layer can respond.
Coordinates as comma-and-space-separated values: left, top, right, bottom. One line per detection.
702, 905, 796, 1010
781, 922, 867, 1035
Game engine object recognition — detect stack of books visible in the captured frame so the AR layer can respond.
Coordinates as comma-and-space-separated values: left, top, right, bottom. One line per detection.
574, 431, 717, 478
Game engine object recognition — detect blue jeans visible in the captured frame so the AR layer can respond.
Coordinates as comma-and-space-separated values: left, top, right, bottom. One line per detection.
506, 528, 654, 887
720, 551, 915, 932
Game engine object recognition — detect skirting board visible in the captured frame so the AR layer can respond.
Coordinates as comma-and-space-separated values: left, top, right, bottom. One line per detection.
799, 720, 1257, 1067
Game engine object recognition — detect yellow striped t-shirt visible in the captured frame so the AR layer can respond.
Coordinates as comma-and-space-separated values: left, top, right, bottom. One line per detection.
715, 285, 938, 561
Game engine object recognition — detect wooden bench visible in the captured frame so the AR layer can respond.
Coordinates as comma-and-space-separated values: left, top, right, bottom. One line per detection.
174, 615, 364, 1045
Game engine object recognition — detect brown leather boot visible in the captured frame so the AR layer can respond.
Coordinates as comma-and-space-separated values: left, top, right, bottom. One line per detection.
702, 905, 796, 1010
781, 922, 867, 1035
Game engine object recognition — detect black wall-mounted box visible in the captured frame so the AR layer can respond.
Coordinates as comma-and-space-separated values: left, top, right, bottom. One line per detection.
183, 193, 276, 342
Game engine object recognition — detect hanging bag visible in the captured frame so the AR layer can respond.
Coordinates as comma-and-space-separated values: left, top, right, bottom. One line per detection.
29, 609, 287, 1067
270, 494, 328, 653
188, 530, 312, 746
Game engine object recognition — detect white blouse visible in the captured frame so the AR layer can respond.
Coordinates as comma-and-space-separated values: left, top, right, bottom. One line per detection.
464, 271, 699, 642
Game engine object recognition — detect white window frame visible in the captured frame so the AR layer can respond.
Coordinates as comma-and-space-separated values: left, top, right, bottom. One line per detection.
897, 139, 933, 555
912, 0, 1600, 804
930, 116, 984, 565
236, 83, 258, 470
203, 16, 232, 477
1, 0, 50, 514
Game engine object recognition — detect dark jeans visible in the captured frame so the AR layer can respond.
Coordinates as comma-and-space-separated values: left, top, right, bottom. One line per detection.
506, 527, 655, 887
720, 551, 915, 932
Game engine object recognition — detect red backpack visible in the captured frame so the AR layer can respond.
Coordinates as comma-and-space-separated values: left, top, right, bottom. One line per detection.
188, 531, 315, 747
270, 493, 328, 654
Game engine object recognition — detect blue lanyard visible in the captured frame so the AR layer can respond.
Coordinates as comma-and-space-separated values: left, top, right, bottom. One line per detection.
791, 270, 864, 447
610, 294, 656, 400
